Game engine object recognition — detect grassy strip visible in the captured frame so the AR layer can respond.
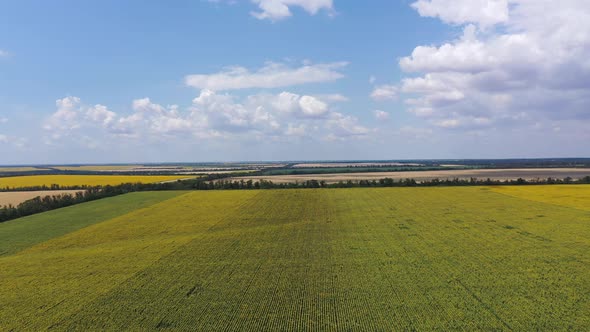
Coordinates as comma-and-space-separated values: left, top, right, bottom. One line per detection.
0, 191, 185, 257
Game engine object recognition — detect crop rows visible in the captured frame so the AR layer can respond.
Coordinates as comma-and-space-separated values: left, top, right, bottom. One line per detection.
1, 186, 589, 330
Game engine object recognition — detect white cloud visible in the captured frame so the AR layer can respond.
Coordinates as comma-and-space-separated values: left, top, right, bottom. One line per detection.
269, 91, 301, 113
326, 112, 370, 139
44, 97, 198, 144
116, 98, 196, 136
400, 0, 590, 131
374, 110, 390, 120
411, 0, 509, 28
370, 84, 398, 101
191, 90, 280, 135
0, 134, 27, 149
191, 89, 363, 139
315, 93, 349, 102
86, 104, 116, 127
400, 25, 496, 73
44, 97, 83, 132
0, 50, 9, 57
247, 91, 341, 119
42, 89, 370, 145
185, 61, 347, 91
250, 0, 334, 21
299, 95, 328, 117
0, 117, 7, 124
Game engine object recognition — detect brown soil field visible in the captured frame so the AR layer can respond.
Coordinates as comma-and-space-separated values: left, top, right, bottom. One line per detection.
292, 162, 422, 168
0, 167, 44, 173
0, 190, 84, 207
231, 168, 590, 184
54, 165, 138, 171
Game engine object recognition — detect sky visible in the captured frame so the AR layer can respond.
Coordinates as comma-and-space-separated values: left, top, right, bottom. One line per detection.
0, 0, 589, 164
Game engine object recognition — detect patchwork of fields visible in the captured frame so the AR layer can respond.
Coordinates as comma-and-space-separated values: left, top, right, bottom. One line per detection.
233, 168, 590, 183
0, 175, 193, 189
1, 186, 589, 330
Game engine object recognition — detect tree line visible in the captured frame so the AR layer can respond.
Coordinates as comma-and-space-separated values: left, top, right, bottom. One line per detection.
1, 175, 590, 224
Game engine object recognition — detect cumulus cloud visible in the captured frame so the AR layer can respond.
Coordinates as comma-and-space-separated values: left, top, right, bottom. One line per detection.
185, 61, 347, 91
325, 112, 370, 140
0, 117, 7, 124
43, 97, 198, 145
86, 104, 116, 127
299, 95, 328, 117
411, 0, 509, 28
122, 98, 195, 136
43, 90, 370, 144
374, 110, 390, 120
192, 89, 367, 139
400, 0, 590, 130
370, 85, 398, 101
191, 90, 280, 136
44, 97, 83, 132
250, 0, 334, 21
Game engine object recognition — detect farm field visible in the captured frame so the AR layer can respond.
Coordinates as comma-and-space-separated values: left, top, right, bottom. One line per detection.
234, 167, 590, 183
53, 165, 139, 171
0, 166, 45, 173
0, 191, 186, 256
0, 175, 193, 189
1, 186, 589, 330
0, 190, 84, 207
292, 162, 423, 168
491, 185, 590, 211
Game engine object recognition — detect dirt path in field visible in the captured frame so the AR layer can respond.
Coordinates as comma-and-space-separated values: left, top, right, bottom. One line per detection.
0, 190, 85, 207
230, 168, 590, 184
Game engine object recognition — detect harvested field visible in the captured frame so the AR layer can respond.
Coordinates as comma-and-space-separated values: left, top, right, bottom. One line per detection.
180, 170, 257, 175
0, 190, 85, 207
232, 167, 590, 183
0, 167, 45, 173
57, 165, 262, 174
292, 162, 422, 168
53, 165, 138, 171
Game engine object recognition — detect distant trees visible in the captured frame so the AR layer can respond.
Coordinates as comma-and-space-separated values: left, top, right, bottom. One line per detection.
0, 186, 139, 223
2, 174, 590, 224
205, 176, 590, 190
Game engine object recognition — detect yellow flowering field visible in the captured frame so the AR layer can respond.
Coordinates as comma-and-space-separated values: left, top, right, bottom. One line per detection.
1, 186, 589, 330
0, 175, 192, 188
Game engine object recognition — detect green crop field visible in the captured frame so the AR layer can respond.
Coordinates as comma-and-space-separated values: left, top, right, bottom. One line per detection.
1, 186, 589, 330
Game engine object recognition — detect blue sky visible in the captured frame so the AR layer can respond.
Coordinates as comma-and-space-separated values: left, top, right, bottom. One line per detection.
0, 0, 588, 164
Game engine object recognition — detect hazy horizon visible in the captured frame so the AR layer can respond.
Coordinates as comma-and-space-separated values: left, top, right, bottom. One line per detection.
2, 157, 590, 168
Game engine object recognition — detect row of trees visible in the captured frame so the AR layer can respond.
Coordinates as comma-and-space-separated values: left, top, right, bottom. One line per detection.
0, 185, 137, 223
2, 175, 590, 224
209, 176, 590, 190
